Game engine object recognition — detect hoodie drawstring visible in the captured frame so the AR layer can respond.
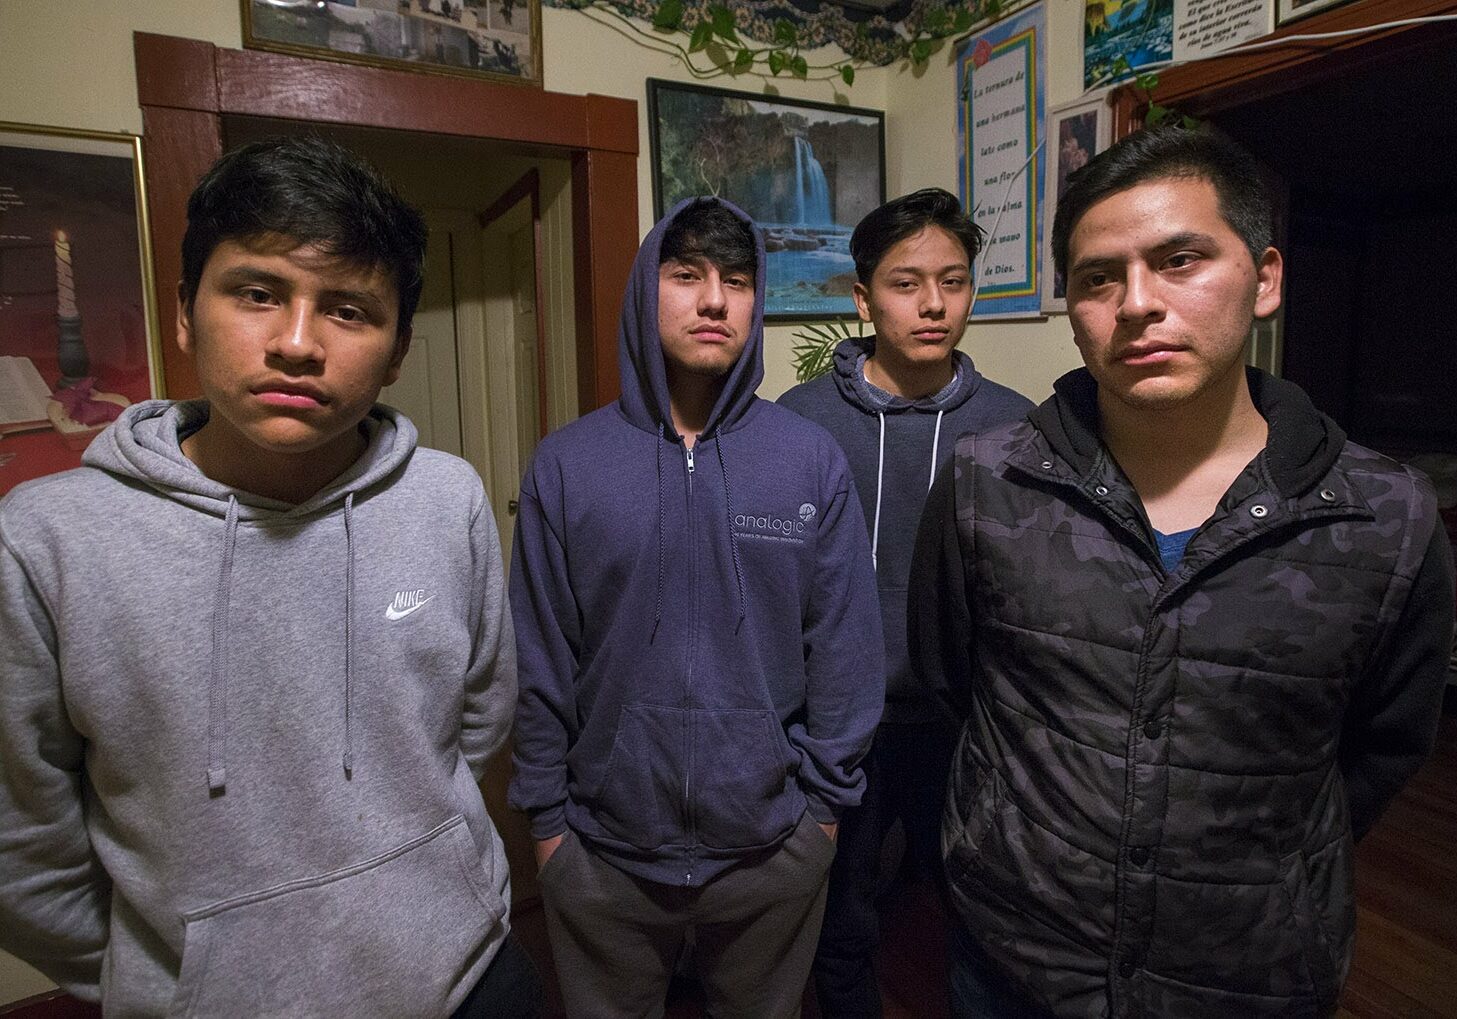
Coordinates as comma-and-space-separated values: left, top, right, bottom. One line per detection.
342, 492, 356, 777
929, 410, 945, 491
871, 413, 886, 571
870, 408, 946, 573
651, 423, 666, 643
715, 436, 747, 634
206, 496, 240, 792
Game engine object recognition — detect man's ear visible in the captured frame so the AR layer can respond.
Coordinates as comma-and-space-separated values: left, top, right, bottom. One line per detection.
852, 281, 874, 324
1253, 247, 1283, 319
384, 327, 412, 387
175, 282, 195, 357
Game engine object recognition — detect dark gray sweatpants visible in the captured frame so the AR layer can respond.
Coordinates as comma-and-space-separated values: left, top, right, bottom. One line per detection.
538, 813, 836, 1019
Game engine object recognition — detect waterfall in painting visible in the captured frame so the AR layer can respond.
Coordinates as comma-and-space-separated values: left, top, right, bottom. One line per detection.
792, 136, 833, 227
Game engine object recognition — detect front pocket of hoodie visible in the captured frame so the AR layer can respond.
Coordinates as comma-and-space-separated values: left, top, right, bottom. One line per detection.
692, 708, 799, 850
167, 815, 503, 1018
589, 704, 686, 851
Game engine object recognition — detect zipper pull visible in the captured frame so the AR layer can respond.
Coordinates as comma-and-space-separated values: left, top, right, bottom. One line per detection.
685, 445, 695, 473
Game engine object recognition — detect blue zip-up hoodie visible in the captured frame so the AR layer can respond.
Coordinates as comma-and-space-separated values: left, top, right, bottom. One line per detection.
779, 336, 1032, 723
508, 198, 885, 886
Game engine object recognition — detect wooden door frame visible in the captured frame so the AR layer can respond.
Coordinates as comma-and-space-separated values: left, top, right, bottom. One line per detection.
1109, 0, 1457, 137
133, 31, 634, 412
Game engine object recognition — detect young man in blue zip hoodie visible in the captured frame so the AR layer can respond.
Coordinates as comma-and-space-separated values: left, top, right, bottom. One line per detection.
779, 188, 1032, 1017
509, 197, 885, 1017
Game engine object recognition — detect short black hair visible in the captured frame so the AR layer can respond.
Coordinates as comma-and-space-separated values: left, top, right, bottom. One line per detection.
1052, 126, 1274, 279
660, 198, 757, 278
850, 188, 984, 285
180, 136, 427, 338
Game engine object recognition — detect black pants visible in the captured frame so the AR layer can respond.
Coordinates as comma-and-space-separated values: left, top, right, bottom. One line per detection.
451, 933, 543, 1019
812, 719, 957, 1018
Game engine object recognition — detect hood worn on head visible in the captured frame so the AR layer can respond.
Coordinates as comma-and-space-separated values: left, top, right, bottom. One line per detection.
82, 399, 417, 792
618, 198, 766, 636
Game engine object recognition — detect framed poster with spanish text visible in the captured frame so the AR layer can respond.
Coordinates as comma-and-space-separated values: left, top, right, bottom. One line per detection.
956, 1, 1047, 320
0, 123, 161, 496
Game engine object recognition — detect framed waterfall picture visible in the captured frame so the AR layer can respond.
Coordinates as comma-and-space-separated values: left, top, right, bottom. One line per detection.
647, 80, 885, 321
0, 122, 161, 497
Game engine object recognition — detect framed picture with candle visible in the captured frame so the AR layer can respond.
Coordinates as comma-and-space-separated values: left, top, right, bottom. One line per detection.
0, 122, 161, 496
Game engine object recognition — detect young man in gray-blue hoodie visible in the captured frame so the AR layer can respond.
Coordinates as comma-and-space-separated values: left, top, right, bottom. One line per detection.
779, 188, 1032, 1017
0, 137, 534, 1017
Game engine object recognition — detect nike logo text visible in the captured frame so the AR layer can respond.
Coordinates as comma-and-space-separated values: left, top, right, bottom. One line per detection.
385, 589, 434, 621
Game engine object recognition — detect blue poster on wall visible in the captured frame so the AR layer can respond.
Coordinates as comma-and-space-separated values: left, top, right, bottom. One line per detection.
956, 2, 1047, 319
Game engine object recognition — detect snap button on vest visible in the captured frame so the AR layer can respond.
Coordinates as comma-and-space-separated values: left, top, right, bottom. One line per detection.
1250, 504, 1269, 518
1320, 488, 1337, 502
1130, 847, 1150, 866
1094, 485, 1109, 496
1143, 719, 1160, 739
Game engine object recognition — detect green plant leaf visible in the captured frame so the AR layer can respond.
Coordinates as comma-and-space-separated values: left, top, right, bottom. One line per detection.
1146, 103, 1170, 127
791, 54, 808, 78
689, 21, 713, 51
773, 19, 797, 46
924, 7, 949, 34
910, 38, 932, 64
840, 64, 855, 86
652, 0, 682, 31
1181, 114, 1200, 130
790, 319, 863, 383
768, 49, 787, 75
954, 9, 974, 32
734, 47, 754, 71
1135, 71, 1159, 92
710, 5, 738, 41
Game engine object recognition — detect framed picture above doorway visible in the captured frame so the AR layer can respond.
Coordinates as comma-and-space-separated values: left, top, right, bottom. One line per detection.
241, 0, 542, 87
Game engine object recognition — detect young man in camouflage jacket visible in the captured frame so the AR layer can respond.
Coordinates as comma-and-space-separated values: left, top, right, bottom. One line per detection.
909, 128, 1454, 1018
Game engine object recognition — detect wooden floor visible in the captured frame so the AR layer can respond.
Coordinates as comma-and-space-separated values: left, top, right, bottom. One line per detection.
7, 710, 1454, 1018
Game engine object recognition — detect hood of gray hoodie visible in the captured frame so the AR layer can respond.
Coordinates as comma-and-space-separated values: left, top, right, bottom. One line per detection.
830, 334, 985, 415
84, 399, 417, 519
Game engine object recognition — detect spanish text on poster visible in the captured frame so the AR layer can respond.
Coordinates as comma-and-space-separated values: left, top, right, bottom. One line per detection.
1174, 0, 1272, 61
957, 1, 1047, 319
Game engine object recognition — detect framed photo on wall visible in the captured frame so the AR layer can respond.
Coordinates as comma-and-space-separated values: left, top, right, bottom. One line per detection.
1276, 0, 1355, 25
242, 0, 542, 87
647, 79, 886, 321
0, 122, 162, 496
1039, 94, 1112, 314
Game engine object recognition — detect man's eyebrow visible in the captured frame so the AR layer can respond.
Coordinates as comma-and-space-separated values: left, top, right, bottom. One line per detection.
318, 287, 388, 310
214, 265, 291, 290
1069, 231, 1221, 275
884, 262, 969, 276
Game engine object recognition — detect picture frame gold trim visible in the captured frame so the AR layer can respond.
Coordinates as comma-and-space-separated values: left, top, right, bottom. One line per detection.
0, 121, 163, 494
241, 0, 543, 88
0, 120, 163, 401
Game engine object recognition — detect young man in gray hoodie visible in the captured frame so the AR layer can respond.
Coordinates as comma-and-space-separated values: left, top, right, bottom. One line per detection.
0, 137, 534, 1017
779, 188, 1032, 1017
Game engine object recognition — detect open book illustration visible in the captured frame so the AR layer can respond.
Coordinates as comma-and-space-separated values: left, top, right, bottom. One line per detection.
0, 356, 54, 435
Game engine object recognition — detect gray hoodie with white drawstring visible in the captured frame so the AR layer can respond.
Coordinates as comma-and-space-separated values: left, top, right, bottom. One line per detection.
0, 400, 516, 1017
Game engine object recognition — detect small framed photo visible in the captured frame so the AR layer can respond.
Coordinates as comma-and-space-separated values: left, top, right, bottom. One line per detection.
0, 122, 162, 495
1276, 0, 1356, 26
242, 0, 542, 88
1040, 95, 1112, 314
648, 79, 886, 321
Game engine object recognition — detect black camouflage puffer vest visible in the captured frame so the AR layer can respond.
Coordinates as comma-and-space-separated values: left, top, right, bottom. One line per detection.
944, 370, 1438, 1018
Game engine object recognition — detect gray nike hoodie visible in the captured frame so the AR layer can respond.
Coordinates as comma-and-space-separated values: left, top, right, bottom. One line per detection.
0, 400, 516, 1018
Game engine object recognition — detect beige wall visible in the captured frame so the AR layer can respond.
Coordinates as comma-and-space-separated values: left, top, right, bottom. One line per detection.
0, 0, 1090, 1001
